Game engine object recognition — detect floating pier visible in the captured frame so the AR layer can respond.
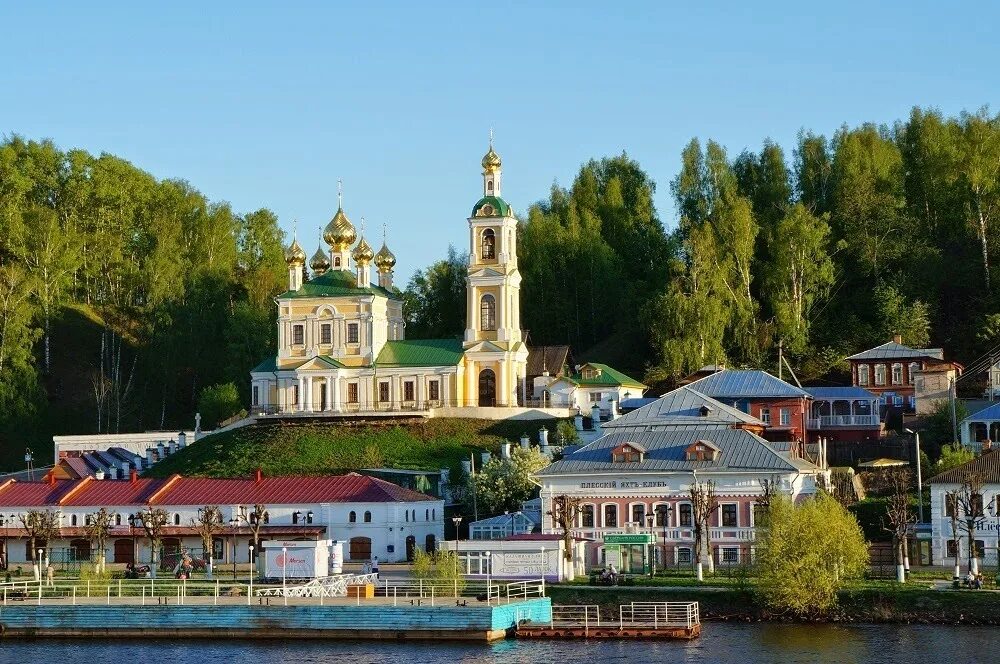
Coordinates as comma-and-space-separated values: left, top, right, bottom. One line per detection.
516, 601, 701, 640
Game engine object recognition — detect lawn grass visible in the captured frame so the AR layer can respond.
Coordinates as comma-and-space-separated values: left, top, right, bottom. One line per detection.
145, 417, 567, 479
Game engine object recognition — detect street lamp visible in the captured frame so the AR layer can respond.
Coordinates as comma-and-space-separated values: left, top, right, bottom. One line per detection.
127, 513, 140, 571
657, 504, 672, 572
249, 544, 255, 598
451, 516, 463, 541
484, 551, 492, 605
904, 428, 925, 523
281, 545, 287, 593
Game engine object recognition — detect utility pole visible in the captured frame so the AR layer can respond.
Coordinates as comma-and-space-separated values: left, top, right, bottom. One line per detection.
777, 340, 783, 381
470, 452, 479, 522
949, 376, 959, 444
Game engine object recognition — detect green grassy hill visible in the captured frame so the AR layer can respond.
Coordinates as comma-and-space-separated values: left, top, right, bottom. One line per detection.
144, 417, 566, 479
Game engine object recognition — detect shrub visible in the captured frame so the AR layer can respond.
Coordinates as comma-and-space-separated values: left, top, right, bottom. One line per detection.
197, 382, 244, 428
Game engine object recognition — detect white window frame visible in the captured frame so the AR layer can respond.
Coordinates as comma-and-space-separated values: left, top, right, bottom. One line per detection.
760, 408, 771, 425
779, 408, 790, 426
628, 502, 647, 527
347, 322, 360, 344
677, 501, 693, 527
320, 323, 332, 345
891, 363, 903, 385
652, 501, 669, 527
579, 503, 597, 529
720, 502, 739, 528
857, 364, 869, 386
292, 324, 304, 346
721, 546, 740, 564
252, 385, 259, 407
908, 362, 920, 385
874, 364, 886, 386
676, 547, 692, 564
601, 502, 619, 529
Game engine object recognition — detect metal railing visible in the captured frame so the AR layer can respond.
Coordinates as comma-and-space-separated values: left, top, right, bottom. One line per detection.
619, 601, 699, 629
808, 415, 879, 428
505, 578, 545, 600
255, 573, 378, 598
550, 604, 601, 633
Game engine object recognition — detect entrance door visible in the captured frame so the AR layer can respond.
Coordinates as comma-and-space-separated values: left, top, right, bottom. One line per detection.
320, 381, 328, 411
405, 536, 416, 562
478, 369, 496, 407
349, 537, 372, 561
425, 534, 436, 553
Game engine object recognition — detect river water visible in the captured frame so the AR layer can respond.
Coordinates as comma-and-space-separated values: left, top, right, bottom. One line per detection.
0, 624, 991, 663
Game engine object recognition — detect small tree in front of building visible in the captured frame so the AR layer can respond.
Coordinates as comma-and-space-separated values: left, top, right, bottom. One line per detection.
754, 492, 868, 616
85, 507, 114, 573
137, 507, 169, 578
880, 468, 914, 583
956, 472, 986, 576
945, 489, 961, 580
547, 494, 582, 581
690, 478, 719, 581
469, 447, 550, 516
192, 505, 223, 579
20, 510, 59, 581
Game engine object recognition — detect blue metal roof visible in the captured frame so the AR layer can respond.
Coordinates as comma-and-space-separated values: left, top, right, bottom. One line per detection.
805, 386, 878, 400
538, 428, 801, 475
964, 402, 1000, 422
604, 386, 764, 429
687, 369, 809, 399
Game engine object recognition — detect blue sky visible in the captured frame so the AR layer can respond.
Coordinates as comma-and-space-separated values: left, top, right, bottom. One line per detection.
2, 1, 997, 281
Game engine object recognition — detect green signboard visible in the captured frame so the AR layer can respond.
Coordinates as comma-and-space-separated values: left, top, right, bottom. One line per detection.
603, 533, 653, 545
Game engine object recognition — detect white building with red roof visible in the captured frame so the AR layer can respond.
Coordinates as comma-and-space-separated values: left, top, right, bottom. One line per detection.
0, 472, 442, 569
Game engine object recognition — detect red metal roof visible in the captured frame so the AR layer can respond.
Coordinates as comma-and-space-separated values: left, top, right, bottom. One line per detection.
0, 473, 435, 508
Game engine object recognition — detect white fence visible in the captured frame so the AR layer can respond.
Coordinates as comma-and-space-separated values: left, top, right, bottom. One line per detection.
256, 573, 378, 598
619, 601, 699, 629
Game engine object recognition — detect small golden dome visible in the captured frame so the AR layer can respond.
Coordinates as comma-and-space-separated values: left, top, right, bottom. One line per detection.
352, 236, 374, 264
310, 245, 330, 273
374, 242, 396, 272
482, 146, 502, 172
323, 207, 357, 249
285, 238, 306, 265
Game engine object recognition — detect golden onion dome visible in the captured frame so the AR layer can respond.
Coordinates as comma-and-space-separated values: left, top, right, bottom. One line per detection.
323, 207, 357, 249
309, 245, 330, 273
285, 238, 306, 265
352, 236, 374, 264
374, 242, 397, 272
482, 145, 502, 172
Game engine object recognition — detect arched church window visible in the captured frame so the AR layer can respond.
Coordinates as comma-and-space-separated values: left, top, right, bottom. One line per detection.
482, 229, 495, 260
334, 256, 341, 267
487, 180, 494, 192
480, 294, 496, 331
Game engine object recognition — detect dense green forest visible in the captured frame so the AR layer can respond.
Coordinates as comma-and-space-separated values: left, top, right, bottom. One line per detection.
3, 106, 1000, 466
407, 107, 1000, 386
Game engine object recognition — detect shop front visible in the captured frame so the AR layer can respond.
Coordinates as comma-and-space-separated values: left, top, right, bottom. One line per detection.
602, 533, 654, 573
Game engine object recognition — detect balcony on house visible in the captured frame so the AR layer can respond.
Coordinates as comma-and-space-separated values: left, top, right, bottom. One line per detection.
805, 386, 881, 430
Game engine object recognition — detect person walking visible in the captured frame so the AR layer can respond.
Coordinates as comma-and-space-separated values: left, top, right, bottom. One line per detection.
371, 555, 379, 580
46, 563, 54, 587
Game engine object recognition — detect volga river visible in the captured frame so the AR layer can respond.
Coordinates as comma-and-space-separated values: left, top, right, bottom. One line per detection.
0, 624, 992, 663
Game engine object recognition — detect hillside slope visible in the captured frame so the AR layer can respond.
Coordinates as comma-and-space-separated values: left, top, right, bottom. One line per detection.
144, 417, 566, 479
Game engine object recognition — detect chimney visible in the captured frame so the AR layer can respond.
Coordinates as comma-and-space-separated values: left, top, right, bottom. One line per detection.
130, 469, 139, 485
501, 443, 511, 460
48, 473, 57, 487
461, 459, 472, 475
519, 434, 530, 449
177, 432, 187, 449
591, 403, 601, 430
893, 334, 902, 344
255, 468, 263, 483
106, 467, 117, 480
94, 469, 105, 481
167, 439, 176, 455
538, 427, 549, 447
481, 451, 491, 465
156, 441, 165, 460
574, 408, 584, 432
146, 448, 154, 466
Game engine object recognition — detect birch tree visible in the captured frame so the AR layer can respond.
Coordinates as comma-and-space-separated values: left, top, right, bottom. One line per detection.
547, 495, 582, 581
192, 505, 224, 579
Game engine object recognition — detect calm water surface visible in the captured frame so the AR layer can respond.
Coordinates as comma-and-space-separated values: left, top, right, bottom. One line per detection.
0, 624, 991, 663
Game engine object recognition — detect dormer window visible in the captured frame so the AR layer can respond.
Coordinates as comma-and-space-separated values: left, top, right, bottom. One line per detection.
699, 405, 712, 418
611, 442, 646, 463
685, 440, 721, 462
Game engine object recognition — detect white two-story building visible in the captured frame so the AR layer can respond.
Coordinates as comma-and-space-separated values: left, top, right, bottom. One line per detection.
0, 472, 443, 570
927, 450, 1000, 569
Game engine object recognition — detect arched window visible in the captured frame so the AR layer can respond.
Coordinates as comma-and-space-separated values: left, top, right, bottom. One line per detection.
480, 294, 496, 331
334, 256, 341, 267
487, 180, 494, 192
425, 509, 429, 521
349, 511, 357, 523
405, 510, 409, 522
482, 229, 495, 260
173, 513, 181, 526
115, 513, 122, 526
364, 511, 372, 523
71, 515, 77, 526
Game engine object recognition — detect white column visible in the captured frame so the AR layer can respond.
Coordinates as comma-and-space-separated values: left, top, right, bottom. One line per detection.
499, 359, 509, 407
325, 376, 333, 411
333, 377, 341, 411
298, 377, 305, 412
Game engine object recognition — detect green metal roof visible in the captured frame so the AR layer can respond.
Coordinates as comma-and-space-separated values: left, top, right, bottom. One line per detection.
569, 363, 646, 389
471, 196, 511, 218
251, 356, 278, 373
375, 339, 465, 367
276, 269, 402, 300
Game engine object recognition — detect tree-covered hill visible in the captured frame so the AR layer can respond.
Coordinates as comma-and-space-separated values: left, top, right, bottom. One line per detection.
143, 418, 565, 479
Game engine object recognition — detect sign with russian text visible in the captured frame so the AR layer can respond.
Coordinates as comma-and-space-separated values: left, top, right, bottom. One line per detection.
604, 533, 653, 545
